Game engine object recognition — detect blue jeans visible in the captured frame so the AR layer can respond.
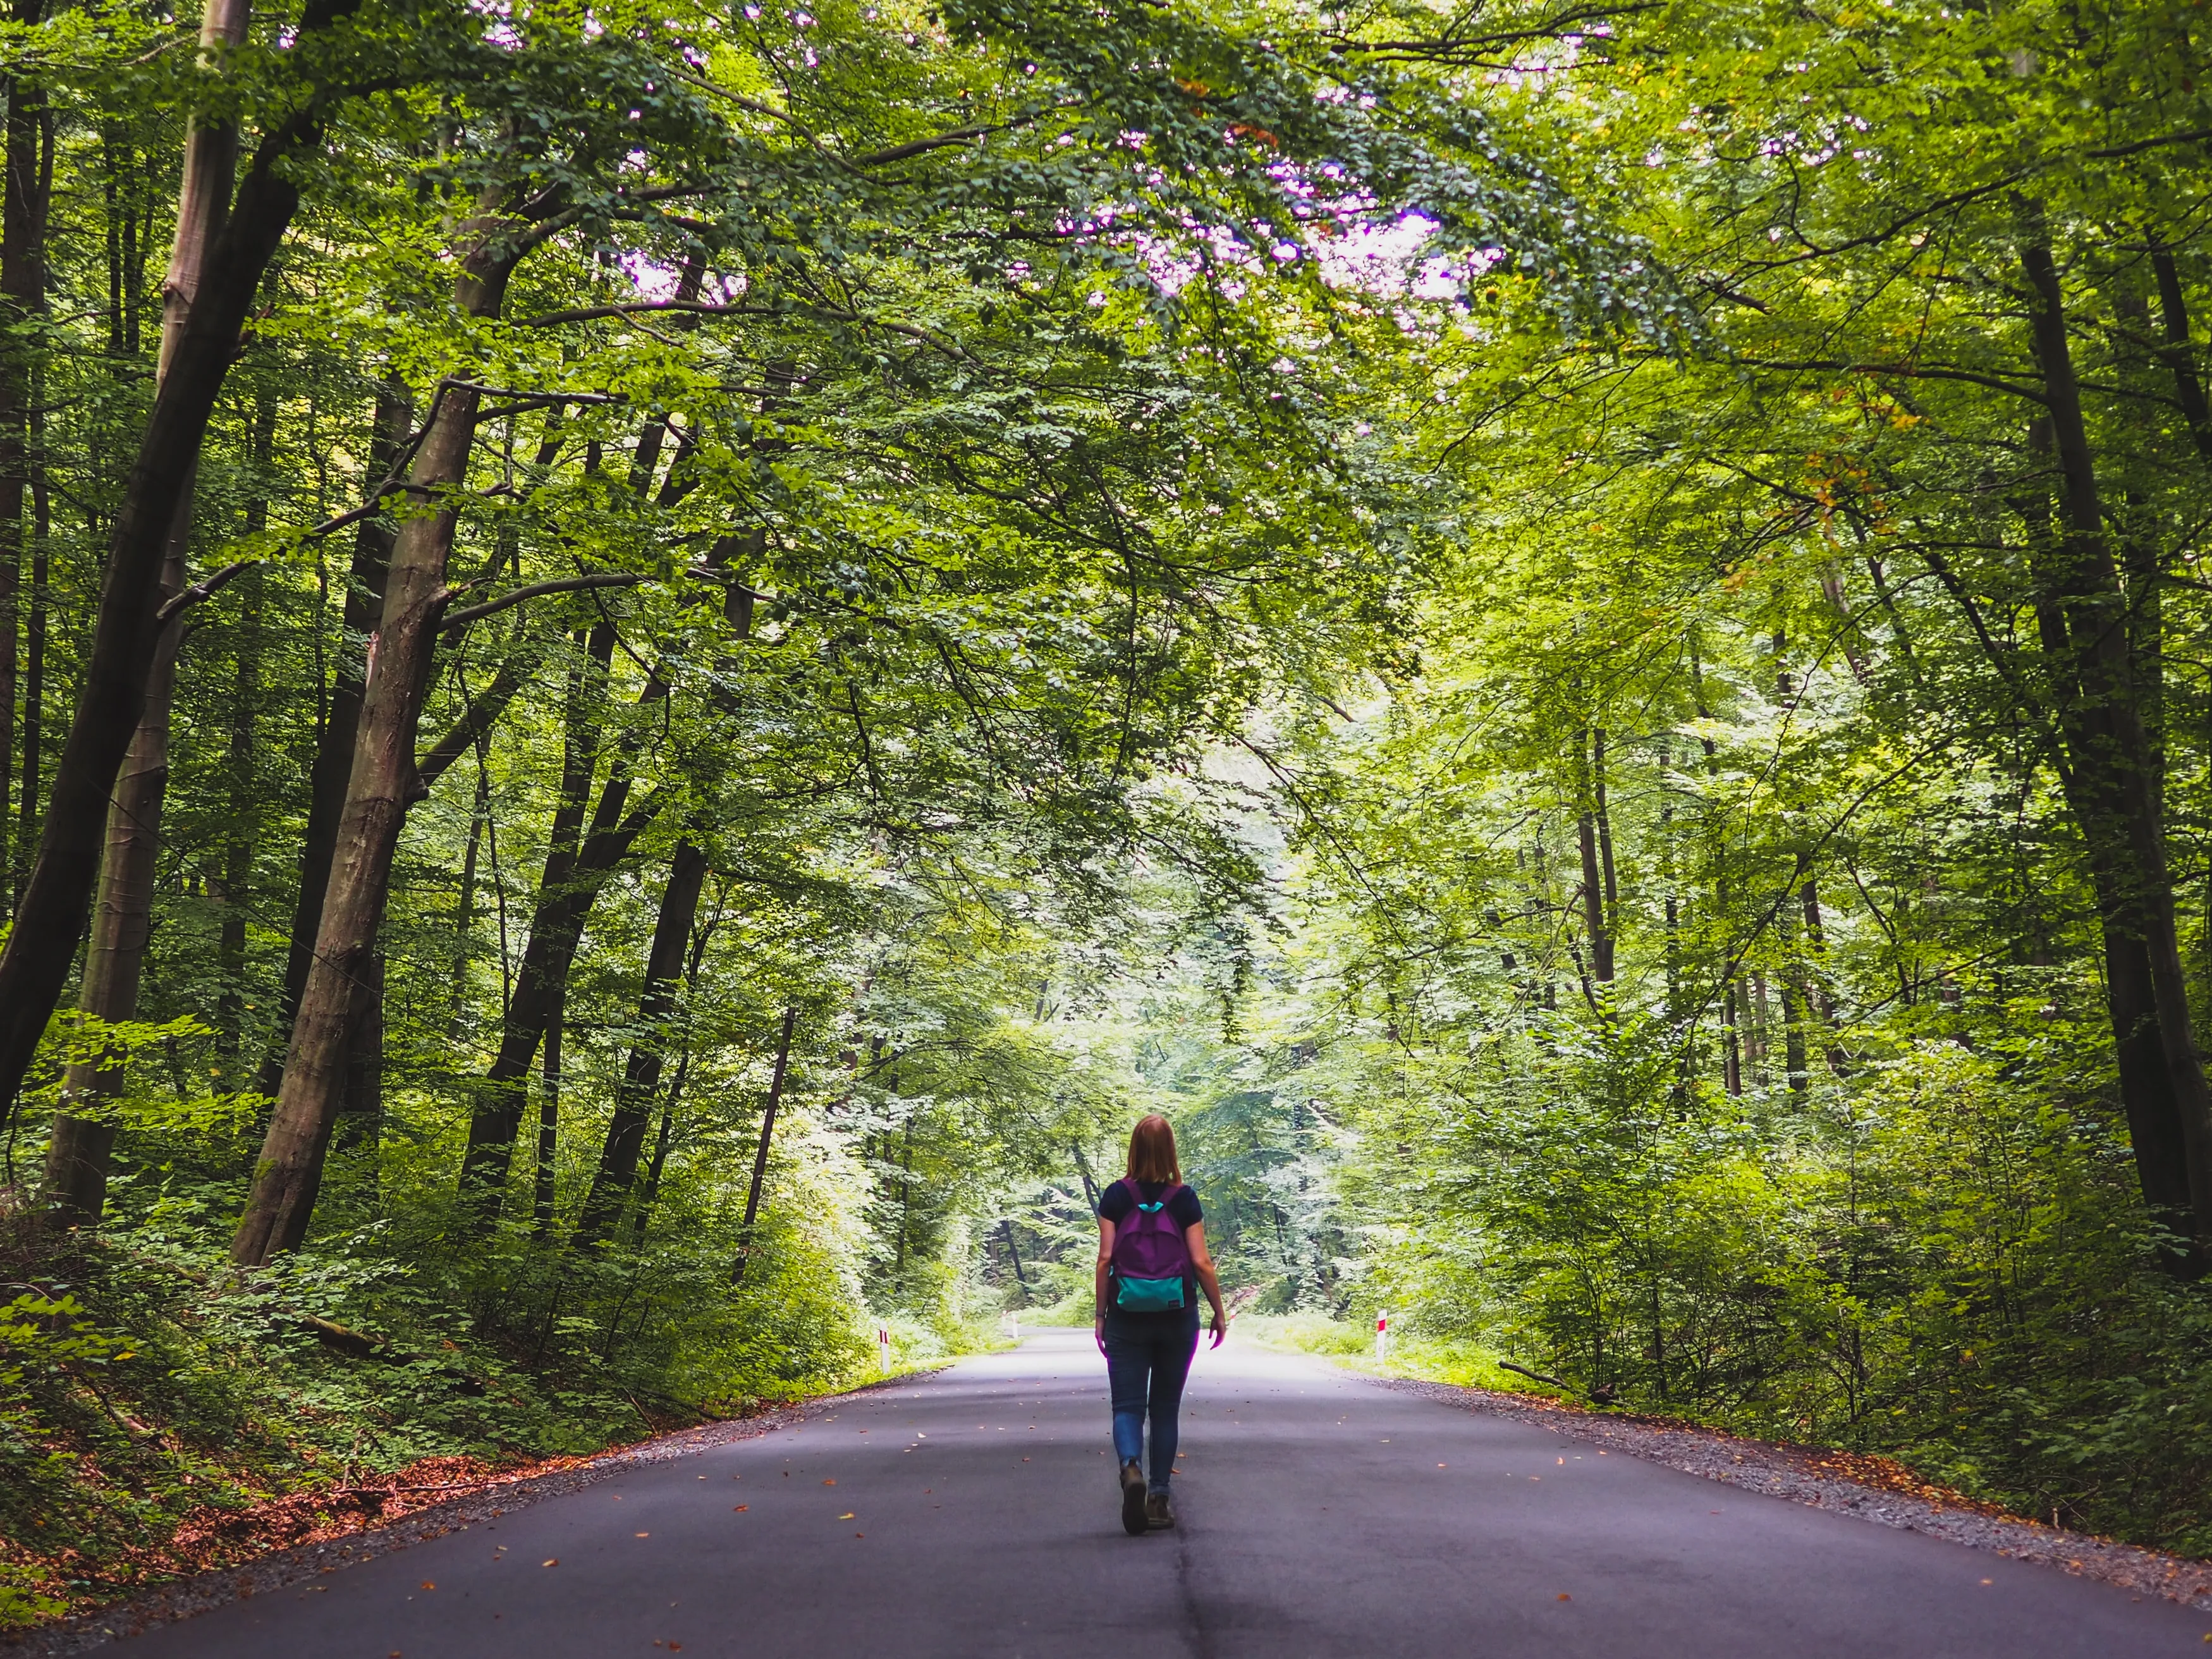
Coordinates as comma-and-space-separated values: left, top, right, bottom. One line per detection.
1103, 1305, 1200, 1493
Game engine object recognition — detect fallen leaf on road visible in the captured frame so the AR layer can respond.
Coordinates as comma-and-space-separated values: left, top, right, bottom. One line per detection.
734, 1505, 749, 1512
1557, 1593, 1571, 1602
541, 1560, 557, 1567
635, 1531, 650, 1538
822, 1479, 836, 1486
839, 1512, 855, 1520
420, 1582, 435, 1591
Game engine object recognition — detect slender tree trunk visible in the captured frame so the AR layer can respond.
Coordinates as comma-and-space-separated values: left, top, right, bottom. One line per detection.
534, 997, 561, 1234
231, 200, 520, 1263
36, 0, 256, 1220
1721, 977, 1742, 1096
0, 3, 48, 907
573, 839, 708, 1244
2151, 247, 2212, 468
1071, 1140, 1099, 1212
13, 472, 40, 895
215, 396, 274, 1065
732, 1005, 798, 1283
0, 0, 350, 1120
1778, 904, 1808, 1096
1577, 728, 1613, 985
451, 746, 487, 1025
333, 949, 382, 1151
2020, 221, 2212, 1241
1594, 726, 1618, 940
455, 622, 619, 1209
263, 377, 406, 1093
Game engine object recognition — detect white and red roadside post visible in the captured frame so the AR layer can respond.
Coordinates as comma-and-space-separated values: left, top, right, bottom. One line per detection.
877, 1325, 891, 1373
1375, 1309, 1390, 1364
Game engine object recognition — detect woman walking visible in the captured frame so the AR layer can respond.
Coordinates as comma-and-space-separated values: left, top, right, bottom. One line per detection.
1094, 1113, 1228, 1535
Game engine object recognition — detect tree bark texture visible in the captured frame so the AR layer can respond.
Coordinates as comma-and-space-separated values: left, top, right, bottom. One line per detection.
1577, 729, 1613, 986
453, 706, 663, 1208
231, 203, 522, 1261
231, 367, 490, 1263
34, 0, 254, 1219
0, 8, 338, 1122
264, 376, 406, 1094
0, 0, 49, 902
732, 1005, 798, 1282
573, 838, 708, 1244
455, 620, 621, 1209
2019, 224, 2212, 1240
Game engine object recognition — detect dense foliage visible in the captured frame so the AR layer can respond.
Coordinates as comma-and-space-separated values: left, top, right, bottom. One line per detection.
6, 0, 2212, 1622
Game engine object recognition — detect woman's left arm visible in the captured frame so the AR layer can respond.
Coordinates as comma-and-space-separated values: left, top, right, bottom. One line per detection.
1184, 1222, 1229, 1348
1093, 1218, 1116, 1356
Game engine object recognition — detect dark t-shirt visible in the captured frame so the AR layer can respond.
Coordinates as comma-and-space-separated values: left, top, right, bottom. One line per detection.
1100, 1178, 1203, 1323
1098, 1177, 1202, 1230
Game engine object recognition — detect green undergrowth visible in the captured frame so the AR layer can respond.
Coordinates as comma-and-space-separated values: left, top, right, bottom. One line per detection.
1235, 1313, 1550, 1397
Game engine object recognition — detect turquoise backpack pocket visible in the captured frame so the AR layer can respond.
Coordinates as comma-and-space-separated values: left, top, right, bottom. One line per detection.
1116, 1275, 1187, 1312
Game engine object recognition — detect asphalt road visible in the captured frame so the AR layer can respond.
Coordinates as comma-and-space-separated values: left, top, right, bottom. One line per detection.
117, 1328, 2207, 1656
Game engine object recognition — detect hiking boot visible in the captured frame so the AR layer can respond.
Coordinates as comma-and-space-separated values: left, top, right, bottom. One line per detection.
1146, 1490, 1175, 1531
1119, 1459, 1147, 1536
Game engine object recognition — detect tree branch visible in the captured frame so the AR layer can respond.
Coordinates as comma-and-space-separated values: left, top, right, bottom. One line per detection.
156, 558, 265, 625
439, 572, 647, 632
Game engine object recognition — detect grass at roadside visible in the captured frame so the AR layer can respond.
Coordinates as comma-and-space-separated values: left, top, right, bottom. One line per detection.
1234, 1314, 1556, 1397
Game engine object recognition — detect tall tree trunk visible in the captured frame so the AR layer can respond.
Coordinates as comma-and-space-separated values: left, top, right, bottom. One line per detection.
1577, 729, 1613, 984
262, 376, 406, 1093
451, 742, 488, 1026
215, 396, 275, 1065
573, 839, 708, 1244
2020, 219, 2212, 1241
0, 1, 48, 908
36, 0, 255, 1221
1777, 905, 1807, 1096
0, 0, 352, 1120
732, 1006, 798, 1282
455, 620, 617, 1209
231, 199, 520, 1263
534, 998, 562, 1235
332, 949, 383, 1152
1721, 977, 1742, 1096
13, 465, 40, 897
2151, 247, 2212, 468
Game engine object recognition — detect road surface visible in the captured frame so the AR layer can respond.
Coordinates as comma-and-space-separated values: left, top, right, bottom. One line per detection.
115, 1328, 2206, 1656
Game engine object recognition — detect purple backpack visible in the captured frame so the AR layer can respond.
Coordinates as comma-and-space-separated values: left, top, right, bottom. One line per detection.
1109, 1179, 1191, 1311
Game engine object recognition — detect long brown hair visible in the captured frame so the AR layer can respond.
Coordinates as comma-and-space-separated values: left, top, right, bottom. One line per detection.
1125, 1114, 1182, 1185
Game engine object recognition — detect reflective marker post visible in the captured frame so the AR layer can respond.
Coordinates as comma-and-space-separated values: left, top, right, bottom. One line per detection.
878, 1325, 891, 1373
1375, 1310, 1390, 1364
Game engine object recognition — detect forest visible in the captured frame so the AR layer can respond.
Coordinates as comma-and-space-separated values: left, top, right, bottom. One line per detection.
1, 0, 2209, 1625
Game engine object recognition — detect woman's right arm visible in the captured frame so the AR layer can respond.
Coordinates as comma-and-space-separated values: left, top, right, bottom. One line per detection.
1093, 1218, 1116, 1355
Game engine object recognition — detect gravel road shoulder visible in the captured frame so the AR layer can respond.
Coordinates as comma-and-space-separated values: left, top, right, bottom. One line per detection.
1374, 1374, 2212, 1613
